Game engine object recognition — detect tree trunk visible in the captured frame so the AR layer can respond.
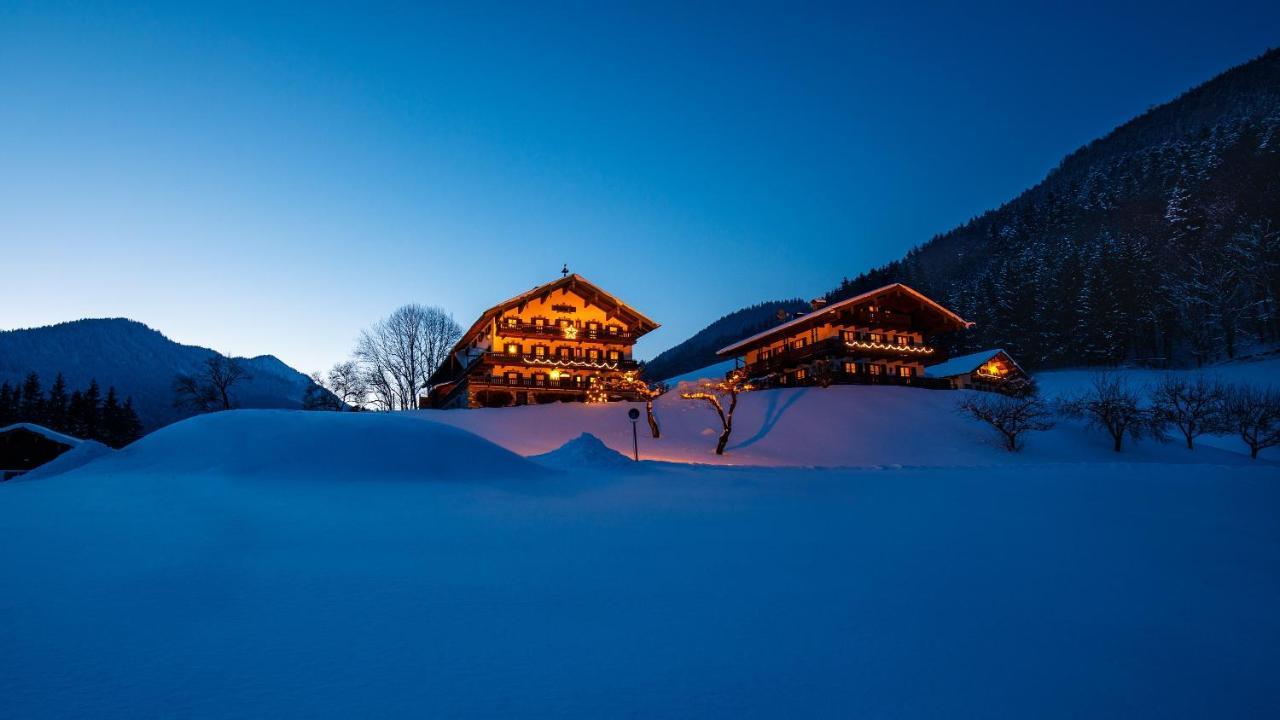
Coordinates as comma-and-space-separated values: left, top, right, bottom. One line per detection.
1112, 433, 1123, 452
646, 399, 660, 438
715, 427, 730, 455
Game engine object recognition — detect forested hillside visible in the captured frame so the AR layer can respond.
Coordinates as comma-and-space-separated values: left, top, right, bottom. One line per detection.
654, 49, 1280, 377
830, 48, 1280, 367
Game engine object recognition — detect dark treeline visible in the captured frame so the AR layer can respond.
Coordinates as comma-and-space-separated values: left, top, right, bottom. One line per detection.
0, 372, 143, 448
644, 299, 808, 381
830, 48, 1280, 369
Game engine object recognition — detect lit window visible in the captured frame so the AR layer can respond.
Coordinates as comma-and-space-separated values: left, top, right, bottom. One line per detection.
898, 366, 912, 378
534, 346, 546, 357
796, 369, 807, 380
505, 343, 519, 355
897, 336, 909, 346
608, 325, 620, 335
607, 350, 620, 361
843, 361, 858, 374
870, 333, 883, 343
869, 364, 882, 376
533, 317, 545, 327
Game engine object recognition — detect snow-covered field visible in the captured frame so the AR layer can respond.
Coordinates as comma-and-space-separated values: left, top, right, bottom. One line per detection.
2, 361, 1279, 718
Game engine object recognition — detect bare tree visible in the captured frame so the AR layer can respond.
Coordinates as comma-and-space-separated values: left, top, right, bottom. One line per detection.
680, 368, 754, 455
1220, 384, 1280, 460
1151, 375, 1224, 450
1060, 373, 1162, 452
618, 371, 663, 438
355, 304, 461, 411
173, 355, 251, 412
957, 392, 1054, 452
310, 361, 369, 410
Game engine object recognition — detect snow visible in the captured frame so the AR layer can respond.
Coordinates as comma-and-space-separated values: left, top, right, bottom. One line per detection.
18, 439, 113, 480
3, 369, 1279, 718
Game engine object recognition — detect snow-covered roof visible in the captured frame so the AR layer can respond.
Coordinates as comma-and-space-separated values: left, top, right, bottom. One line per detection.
0, 423, 83, 447
924, 349, 1022, 378
717, 283, 972, 356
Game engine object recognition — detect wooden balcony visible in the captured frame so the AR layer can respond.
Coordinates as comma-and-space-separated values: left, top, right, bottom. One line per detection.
742, 337, 935, 376
495, 324, 637, 343
481, 352, 640, 372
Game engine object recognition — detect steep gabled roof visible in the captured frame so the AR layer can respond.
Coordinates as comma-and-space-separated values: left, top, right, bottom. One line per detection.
716, 283, 971, 356
924, 349, 1025, 378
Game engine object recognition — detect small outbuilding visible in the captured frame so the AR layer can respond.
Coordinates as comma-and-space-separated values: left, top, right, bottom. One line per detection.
925, 349, 1029, 392
0, 423, 82, 480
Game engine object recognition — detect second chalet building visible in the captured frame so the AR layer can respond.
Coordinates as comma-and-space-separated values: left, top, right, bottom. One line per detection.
716, 283, 972, 388
425, 274, 659, 409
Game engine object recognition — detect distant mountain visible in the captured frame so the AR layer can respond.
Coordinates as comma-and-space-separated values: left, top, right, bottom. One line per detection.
0, 319, 314, 429
660, 48, 1280, 371
644, 299, 807, 381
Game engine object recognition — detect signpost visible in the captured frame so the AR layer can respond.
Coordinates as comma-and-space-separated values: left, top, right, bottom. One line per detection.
627, 408, 640, 461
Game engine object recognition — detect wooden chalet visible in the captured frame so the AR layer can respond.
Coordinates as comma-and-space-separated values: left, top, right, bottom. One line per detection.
425, 274, 659, 409
716, 283, 972, 388
924, 348, 1029, 392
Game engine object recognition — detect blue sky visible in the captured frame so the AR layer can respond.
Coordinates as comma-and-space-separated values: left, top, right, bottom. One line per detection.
2, 1, 1277, 372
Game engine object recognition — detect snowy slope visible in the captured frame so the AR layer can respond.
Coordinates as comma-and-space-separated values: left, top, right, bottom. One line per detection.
415, 384, 1274, 466
1, 417, 1277, 718
0, 318, 314, 429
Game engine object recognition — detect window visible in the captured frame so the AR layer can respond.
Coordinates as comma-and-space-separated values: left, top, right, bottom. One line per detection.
587, 349, 601, 362
557, 346, 574, 360
586, 321, 600, 337
791, 337, 808, 350
759, 348, 772, 360
505, 372, 520, 385
608, 325, 620, 335
869, 364, 882, 376
898, 366, 913, 378
505, 343, 520, 355
795, 368, 808, 381
842, 330, 856, 343
504, 317, 520, 328
869, 333, 883, 344
843, 361, 858, 374
533, 373, 547, 387
897, 335, 909, 346
607, 350, 620, 362
534, 345, 547, 358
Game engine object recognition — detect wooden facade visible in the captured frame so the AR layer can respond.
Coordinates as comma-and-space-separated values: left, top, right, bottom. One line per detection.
425, 274, 659, 409
716, 284, 972, 389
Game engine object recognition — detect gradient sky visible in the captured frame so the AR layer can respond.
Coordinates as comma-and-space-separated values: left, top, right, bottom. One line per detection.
2, 1, 1277, 372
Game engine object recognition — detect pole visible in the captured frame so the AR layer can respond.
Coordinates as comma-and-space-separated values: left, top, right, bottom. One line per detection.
631, 420, 639, 461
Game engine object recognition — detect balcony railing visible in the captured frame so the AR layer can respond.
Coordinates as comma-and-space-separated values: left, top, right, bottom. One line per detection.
749, 369, 952, 391
482, 352, 640, 372
742, 336, 935, 376
495, 324, 636, 343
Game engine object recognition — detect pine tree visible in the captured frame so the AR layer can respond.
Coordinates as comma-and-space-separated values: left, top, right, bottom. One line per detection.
20, 372, 44, 425
119, 398, 143, 446
101, 387, 123, 447
0, 382, 14, 426
46, 373, 70, 434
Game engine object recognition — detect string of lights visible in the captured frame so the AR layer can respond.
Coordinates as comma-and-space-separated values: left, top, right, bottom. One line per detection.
843, 340, 935, 354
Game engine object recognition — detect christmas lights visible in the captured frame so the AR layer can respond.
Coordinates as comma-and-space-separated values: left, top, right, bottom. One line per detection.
843, 340, 935, 354
519, 357, 621, 371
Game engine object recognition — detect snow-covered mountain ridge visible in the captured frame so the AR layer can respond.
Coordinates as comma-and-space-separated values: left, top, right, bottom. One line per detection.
0, 318, 313, 429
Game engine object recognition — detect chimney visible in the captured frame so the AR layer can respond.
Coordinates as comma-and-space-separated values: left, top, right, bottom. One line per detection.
810, 298, 829, 311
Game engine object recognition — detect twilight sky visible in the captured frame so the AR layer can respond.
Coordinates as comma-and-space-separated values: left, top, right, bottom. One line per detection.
2, 1, 1277, 372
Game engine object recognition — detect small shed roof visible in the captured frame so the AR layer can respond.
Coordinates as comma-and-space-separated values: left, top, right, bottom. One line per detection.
0, 423, 83, 447
924, 349, 1023, 378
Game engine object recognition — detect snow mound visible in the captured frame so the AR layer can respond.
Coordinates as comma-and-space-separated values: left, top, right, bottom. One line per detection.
530, 432, 640, 470
19, 439, 114, 480
67, 409, 543, 481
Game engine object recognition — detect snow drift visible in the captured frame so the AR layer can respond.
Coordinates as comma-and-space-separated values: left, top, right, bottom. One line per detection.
60, 409, 544, 481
